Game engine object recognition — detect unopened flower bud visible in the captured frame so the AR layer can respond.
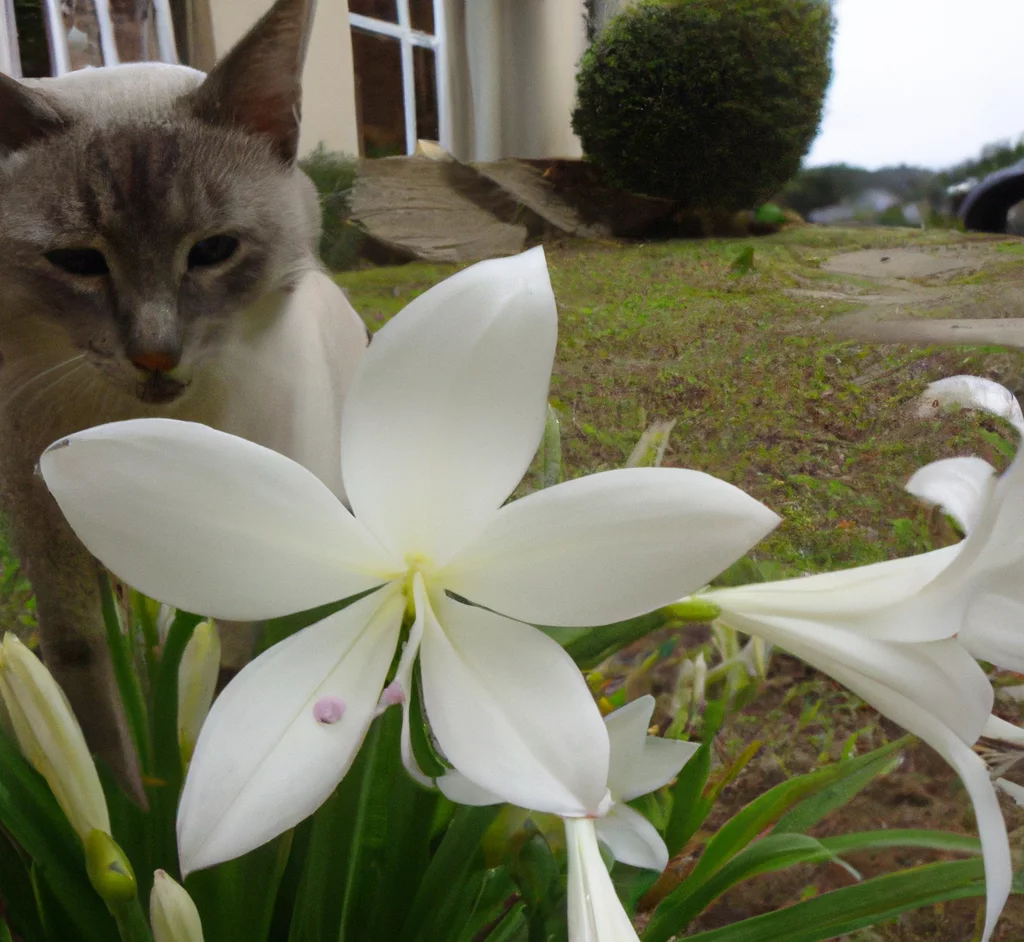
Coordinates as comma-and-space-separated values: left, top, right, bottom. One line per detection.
0, 633, 110, 842
151, 869, 204, 942
178, 620, 220, 765
661, 597, 721, 623
85, 830, 136, 903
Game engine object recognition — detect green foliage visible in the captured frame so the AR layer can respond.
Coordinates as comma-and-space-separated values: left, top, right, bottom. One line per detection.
781, 164, 934, 217
297, 146, 363, 272
572, 0, 835, 208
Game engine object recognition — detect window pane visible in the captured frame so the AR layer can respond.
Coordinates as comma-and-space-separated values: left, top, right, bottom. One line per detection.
110, 0, 160, 63
351, 28, 405, 157
62, 0, 104, 69
348, 0, 398, 23
13, 0, 52, 77
409, 0, 434, 34
413, 45, 438, 142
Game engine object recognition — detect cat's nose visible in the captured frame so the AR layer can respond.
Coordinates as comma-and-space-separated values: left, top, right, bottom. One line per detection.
131, 349, 181, 373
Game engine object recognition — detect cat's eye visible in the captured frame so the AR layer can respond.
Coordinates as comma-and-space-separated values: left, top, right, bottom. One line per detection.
188, 235, 239, 269
45, 248, 110, 277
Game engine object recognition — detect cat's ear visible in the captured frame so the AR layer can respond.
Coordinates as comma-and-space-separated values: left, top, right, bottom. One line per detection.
0, 74, 67, 156
187, 0, 314, 163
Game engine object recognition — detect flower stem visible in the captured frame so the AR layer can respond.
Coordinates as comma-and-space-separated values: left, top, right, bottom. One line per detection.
108, 898, 153, 942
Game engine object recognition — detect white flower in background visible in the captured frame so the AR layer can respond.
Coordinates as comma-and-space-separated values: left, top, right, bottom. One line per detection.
150, 870, 204, 942
0, 633, 110, 843
595, 695, 698, 872
703, 449, 1024, 942
177, 621, 221, 765
915, 374, 1024, 437
443, 696, 698, 942
40, 248, 777, 874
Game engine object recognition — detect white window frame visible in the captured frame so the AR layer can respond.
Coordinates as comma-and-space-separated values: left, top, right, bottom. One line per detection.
41, 0, 178, 76
349, 0, 449, 155
0, 0, 21, 76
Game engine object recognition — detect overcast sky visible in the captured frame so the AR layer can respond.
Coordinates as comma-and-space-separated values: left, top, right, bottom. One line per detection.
805, 0, 1024, 171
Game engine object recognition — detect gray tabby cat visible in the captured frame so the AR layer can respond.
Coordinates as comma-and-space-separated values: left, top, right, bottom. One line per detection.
0, 0, 368, 792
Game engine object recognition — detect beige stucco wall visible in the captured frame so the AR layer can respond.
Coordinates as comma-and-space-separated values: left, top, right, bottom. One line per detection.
190, 0, 359, 157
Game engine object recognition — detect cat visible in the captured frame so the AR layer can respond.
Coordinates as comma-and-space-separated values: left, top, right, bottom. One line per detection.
0, 0, 368, 794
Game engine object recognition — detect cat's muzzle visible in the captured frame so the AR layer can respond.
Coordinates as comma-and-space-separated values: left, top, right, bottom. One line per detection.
136, 371, 189, 405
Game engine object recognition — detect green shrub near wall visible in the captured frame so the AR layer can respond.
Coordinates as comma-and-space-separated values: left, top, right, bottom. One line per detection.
298, 146, 364, 272
572, 0, 834, 210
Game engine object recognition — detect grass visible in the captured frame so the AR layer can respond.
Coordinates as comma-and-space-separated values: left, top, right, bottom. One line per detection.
338, 226, 1023, 577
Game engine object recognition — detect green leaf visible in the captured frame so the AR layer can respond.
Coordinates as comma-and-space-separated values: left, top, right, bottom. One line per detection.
664, 701, 725, 857
98, 575, 151, 773
534, 405, 564, 488
656, 858, 1003, 942
692, 737, 906, 886
556, 611, 669, 670
773, 736, 909, 836
403, 804, 503, 942
0, 829, 45, 942
185, 833, 291, 942
148, 609, 203, 878
256, 590, 380, 655
0, 734, 116, 942
648, 738, 912, 942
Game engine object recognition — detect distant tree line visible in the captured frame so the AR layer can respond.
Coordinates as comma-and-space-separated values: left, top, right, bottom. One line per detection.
781, 135, 1024, 217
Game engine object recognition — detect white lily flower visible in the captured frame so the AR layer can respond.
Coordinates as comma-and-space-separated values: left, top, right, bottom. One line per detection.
915, 375, 1024, 437
597, 695, 698, 871
39, 248, 778, 874
150, 870, 204, 942
0, 633, 110, 843
177, 621, 221, 765
568, 697, 697, 942
565, 817, 642, 942
704, 451, 1024, 942
446, 696, 697, 942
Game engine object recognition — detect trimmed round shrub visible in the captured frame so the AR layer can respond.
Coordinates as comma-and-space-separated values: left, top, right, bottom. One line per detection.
572, 0, 834, 209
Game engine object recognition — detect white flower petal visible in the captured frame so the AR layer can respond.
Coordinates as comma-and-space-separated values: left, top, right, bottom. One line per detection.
916, 375, 1024, 436
417, 588, 609, 816
963, 589, 1024, 673
995, 777, 1024, 806
596, 804, 670, 872
838, 670, 1010, 942
604, 697, 655, 798
565, 817, 640, 942
603, 696, 698, 801
40, 420, 398, 620
950, 447, 1024, 580
176, 587, 403, 873
437, 770, 504, 806
715, 609, 1007, 941
442, 468, 779, 627
621, 737, 700, 803
709, 545, 962, 643
714, 611, 993, 749
905, 456, 996, 534
340, 248, 558, 563
983, 715, 1024, 746
391, 596, 432, 789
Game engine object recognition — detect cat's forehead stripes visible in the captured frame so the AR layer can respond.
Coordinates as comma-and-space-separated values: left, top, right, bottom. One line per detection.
77, 127, 187, 233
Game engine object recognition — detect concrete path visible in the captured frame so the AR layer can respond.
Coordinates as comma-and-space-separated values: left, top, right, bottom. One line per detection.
800, 243, 1024, 350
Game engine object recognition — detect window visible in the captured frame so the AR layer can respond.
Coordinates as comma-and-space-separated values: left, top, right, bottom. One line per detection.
3, 0, 178, 77
349, 0, 447, 157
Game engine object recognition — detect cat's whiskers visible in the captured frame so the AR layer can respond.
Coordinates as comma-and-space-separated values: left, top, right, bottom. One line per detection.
2, 353, 88, 404
18, 360, 90, 416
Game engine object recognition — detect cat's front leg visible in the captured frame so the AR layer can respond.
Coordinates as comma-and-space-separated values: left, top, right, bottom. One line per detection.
5, 470, 144, 799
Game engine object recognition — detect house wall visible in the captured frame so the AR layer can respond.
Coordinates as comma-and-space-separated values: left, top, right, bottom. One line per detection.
190, 0, 359, 156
